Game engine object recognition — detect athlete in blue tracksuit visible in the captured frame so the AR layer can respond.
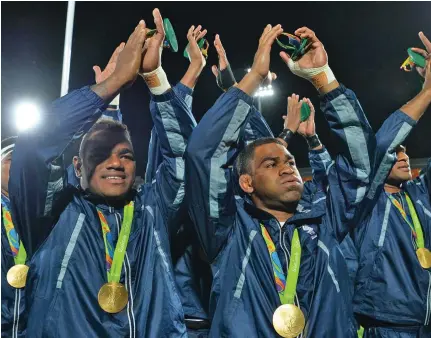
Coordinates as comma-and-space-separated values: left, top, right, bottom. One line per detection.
8, 14, 192, 337
185, 25, 414, 337
352, 51, 431, 336
1, 136, 27, 338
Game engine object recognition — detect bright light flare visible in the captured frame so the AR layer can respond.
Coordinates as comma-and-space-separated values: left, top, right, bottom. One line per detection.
14, 102, 41, 131
254, 85, 274, 97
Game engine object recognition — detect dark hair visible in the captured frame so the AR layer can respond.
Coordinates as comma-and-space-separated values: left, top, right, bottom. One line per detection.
79, 119, 131, 158
235, 137, 285, 176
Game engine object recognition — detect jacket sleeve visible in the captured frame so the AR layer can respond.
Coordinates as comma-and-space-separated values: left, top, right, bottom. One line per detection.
185, 87, 255, 262
308, 146, 334, 191
149, 87, 196, 235
145, 83, 196, 184
320, 84, 376, 242
9, 86, 106, 257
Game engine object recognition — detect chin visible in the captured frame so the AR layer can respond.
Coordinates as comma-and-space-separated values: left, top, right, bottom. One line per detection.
282, 190, 303, 203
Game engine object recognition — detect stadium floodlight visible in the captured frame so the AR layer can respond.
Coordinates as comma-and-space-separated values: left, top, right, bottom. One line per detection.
14, 102, 41, 131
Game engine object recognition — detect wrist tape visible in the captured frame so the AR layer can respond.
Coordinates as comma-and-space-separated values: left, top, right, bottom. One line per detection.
287, 59, 336, 89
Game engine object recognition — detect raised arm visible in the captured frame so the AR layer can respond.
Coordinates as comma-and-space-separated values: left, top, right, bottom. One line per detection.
281, 27, 377, 241
139, 11, 197, 234
145, 24, 205, 184
185, 24, 283, 262
9, 21, 148, 257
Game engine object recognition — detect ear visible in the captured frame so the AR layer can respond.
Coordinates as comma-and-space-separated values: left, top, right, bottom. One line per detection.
73, 156, 82, 178
239, 174, 254, 194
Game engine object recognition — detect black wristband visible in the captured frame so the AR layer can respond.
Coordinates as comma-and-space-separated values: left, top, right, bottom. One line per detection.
216, 64, 237, 92
305, 134, 322, 150
107, 104, 119, 110
278, 129, 295, 145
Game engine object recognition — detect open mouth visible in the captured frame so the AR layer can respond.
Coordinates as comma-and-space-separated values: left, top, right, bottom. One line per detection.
102, 175, 126, 182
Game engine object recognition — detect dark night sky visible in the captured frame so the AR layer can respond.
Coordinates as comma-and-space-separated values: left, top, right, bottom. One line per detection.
2, 2, 431, 176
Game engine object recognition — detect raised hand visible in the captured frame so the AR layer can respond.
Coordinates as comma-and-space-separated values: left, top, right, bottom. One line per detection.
141, 8, 165, 73
93, 43, 125, 84
238, 24, 283, 95
411, 31, 431, 79
297, 98, 316, 137
282, 94, 304, 133
211, 34, 229, 77
252, 24, 283, 79
280, 27, 327, 70
111, 20, 147, 87
186, 25, 208, 70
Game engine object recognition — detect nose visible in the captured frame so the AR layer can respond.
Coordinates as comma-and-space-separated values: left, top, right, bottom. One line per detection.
280, 163, 294, 176
398, 152, 409, 162
106, 154, 124, 170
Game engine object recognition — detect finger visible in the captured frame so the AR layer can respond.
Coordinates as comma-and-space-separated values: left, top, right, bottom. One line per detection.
135, 20, 147, 46
271, 72, 277, 81
197, 29, 207, 41
211, 65, 219, 78
419, 31, 431, 53
127, 20, 145, 44
280, 51, 291, 64
193, 25, 202, 36
295, 27, 320, 43
93, 65, 102, 77
259, 24, 272, 44
411, 47, 429, 59
264, 25, 283, 46
110, 42, 126, 64
153, 8, 165, 36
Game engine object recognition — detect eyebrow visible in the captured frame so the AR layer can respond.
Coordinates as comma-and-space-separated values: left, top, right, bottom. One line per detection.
117, 148, 134, 156
259, 153, 295, 167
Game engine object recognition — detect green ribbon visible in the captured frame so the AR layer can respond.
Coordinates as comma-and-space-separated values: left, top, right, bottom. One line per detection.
100, 202, 134, 283
261, 224, 301, 305
388, 193, 425, 249
2, 203, 27, 265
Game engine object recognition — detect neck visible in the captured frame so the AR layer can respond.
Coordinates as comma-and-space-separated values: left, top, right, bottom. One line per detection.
384, 182, 402, 194
253, 198, 296, 224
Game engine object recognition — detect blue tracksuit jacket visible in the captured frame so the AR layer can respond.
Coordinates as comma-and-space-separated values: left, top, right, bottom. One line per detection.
185, 84, 378, 337
8, 85, 194, 337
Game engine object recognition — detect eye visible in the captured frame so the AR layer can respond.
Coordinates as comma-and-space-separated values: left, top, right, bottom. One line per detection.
121, 154, 135, 161
266, 162, 276, 168
289, 160, 296, 167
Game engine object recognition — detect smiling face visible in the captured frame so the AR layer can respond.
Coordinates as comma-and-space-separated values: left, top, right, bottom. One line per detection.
387, 145, 411, 185
73, 121, 136, 200
238, 140, 304, 211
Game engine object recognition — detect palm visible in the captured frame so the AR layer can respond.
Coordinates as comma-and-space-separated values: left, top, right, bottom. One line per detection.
298, 120, 314, 136
141, 9, 165, 73
297, 45, 327, 69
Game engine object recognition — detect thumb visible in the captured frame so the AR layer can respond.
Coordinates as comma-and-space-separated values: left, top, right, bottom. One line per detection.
280, 51, 291, 64
93, 66, 102, 77
211, 65, 219, 78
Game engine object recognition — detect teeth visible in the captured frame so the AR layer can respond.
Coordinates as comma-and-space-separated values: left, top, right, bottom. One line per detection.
106, 176, 123, 180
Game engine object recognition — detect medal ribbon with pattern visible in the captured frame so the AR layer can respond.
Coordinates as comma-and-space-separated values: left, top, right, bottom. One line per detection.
388, 192, 431, 269
1, 200, 27, 265
261, 225, 301, 305
388, 193, 425, 249
97, 201, 134, 283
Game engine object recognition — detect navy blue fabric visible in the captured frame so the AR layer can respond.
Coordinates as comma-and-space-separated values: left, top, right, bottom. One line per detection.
353, 164, 431, 330
1, 195, 26, 337
8, 85, 195, 337
185, 85, 377, 337
146, 83, 212, 323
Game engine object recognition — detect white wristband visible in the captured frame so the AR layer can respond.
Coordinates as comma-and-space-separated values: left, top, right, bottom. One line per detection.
142, 66, 171, 95
287, 59, 336, 89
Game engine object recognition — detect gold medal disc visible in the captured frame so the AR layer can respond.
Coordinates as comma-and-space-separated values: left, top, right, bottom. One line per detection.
417, 248, 431, 269
7, 264, 29, 289
273, 304, 305, 338
98, 282, 129, 313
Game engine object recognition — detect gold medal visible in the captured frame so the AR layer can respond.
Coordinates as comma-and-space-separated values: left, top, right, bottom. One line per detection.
417, 248, 431, 269
7, 264, 29, 289
98, 282, 128, 313
273, 304, 305, 338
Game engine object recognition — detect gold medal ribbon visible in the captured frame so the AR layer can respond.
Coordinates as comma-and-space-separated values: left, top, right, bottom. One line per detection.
97, 202, 134, 313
